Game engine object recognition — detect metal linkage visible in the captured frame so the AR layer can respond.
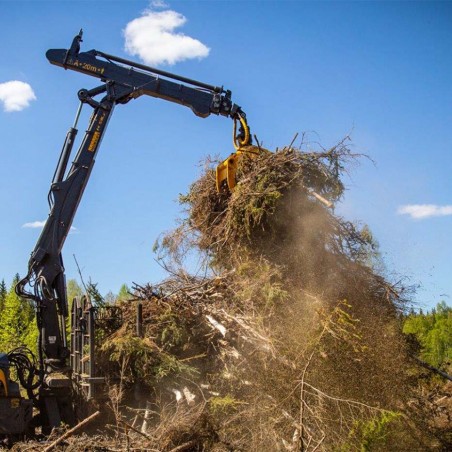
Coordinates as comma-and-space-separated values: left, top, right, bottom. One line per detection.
70, 296, 103, 400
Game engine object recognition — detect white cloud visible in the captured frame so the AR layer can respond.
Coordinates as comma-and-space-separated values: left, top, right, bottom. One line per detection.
22, 221, 46, 229
124, 8, 210, 66
397, 204, 452, 219
151, 0, 169, 8
0, 81, 36, 112
23, 220, 78, 233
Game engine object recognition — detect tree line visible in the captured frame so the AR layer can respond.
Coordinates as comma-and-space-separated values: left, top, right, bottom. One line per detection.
403, 300, 452, 370
0, 275, 38, 355
0, 276, 131, 357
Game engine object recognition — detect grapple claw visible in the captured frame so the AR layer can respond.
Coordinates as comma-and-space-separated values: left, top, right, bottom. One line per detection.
216, 112, 256, 192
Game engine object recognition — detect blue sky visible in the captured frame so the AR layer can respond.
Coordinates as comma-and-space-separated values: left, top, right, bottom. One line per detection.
0, 1, 450, 309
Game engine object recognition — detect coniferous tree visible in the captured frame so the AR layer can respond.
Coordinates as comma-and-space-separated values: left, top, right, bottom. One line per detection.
118, 283, 131, 302
86, 278, 105, 308
0, 278, 7, 314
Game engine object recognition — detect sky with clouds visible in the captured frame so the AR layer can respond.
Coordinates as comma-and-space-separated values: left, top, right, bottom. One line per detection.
0, 81, 36, 112
124, 7, 210, 65
0, 1, 450, 309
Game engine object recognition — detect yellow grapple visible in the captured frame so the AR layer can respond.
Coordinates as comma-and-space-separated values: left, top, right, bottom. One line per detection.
216, 113, 257, 192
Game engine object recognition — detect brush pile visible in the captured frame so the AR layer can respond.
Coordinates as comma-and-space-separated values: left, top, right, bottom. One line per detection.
14, 137, 445, 451
89, 137, 429, 451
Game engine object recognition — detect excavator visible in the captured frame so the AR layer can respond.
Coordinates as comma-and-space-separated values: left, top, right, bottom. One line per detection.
0, 30, 252, 439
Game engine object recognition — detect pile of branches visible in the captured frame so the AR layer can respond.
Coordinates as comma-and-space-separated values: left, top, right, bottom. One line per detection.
165, 138, 367, 265
26, 136, 442, 451
157, 138, 401, 305
82, 136, 441, 451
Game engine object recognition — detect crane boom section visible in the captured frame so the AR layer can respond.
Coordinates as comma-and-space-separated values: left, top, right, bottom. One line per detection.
46, 47, 233, 118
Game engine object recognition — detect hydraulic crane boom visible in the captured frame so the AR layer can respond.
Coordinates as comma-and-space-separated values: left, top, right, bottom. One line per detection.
11, 30, 251, 432
46, 37, 231, 118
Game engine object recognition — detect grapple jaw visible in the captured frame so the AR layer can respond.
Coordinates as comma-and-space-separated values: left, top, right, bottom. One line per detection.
216, 112, 257, 192
216, 146, 259, 192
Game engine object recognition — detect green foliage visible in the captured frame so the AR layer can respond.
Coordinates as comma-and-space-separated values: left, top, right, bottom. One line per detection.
22, 318, 39, 354
318, 300, 365, 354
358, 411, 401, 451
67, 279, 83, 305
158, 309, 187, 348
264, 282, 289, 307
0, 278, 38, 355
117, 284, 131, 302
106, 335, 148, 361
339, 411, 401, 451
86, 278, 105, 308
103, 334, 155, 383
234, 176, 282, 239
235, 258, 289, 313
0, 279, 7, 313
209, 395, 245, 415
403, 301, 452, 367
153, 352, 199, 381
102, 334, 197, 384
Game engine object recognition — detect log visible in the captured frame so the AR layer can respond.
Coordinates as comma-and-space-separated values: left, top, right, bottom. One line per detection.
411, 354, 452, 381
141, 400, 154, 433
308, 189, 333, 208
43, 410, 100, 452
120, 418, 154, 441
169, 440, 197, 452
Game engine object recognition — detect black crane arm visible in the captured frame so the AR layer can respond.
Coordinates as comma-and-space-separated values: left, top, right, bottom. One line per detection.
46, 31, 242, 119
16, 31, 251, 378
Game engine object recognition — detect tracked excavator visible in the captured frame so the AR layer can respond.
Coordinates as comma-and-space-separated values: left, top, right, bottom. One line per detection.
0, 30, 253, 439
